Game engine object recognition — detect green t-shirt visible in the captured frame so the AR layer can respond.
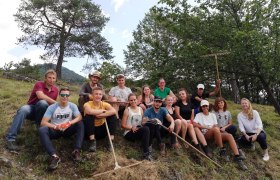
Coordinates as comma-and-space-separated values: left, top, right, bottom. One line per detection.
154, 87, 170, 99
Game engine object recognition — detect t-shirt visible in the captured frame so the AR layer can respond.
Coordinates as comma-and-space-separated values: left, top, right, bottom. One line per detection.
190, 92, 210, 109
214, 111, 232, 128
174, 101, 193, 120
144, 107, 168, 123
194, 112, 218, 127
27, 81, 58, 105
124, 107, 142, 136
237, 110, 263, 133
43, 102, 80, 125
108, 86, 132, 102
153, 87, 170, 99
84, 101, 112, 126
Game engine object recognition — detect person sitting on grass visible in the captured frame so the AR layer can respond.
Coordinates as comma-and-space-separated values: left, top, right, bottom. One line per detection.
143, 96, 175, 156
39, 87, 84, 170
121, 93, 153, 161
173, 89, 201, 150
153, 78, 176, 103
84, 86, 117, 152
5, 69, 58, 151
137, 85, 154, 112
237, 98, 269, 161
193, 100, 247, 170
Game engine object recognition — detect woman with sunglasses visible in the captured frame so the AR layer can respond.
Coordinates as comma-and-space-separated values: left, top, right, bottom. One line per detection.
121, 93, 153, 161
237, 98, 269, 161
193, 100, 247, 170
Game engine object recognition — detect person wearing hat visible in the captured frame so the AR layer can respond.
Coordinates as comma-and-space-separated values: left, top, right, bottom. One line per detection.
143, 96, 175, 156
193, 100, 248, 170
78, 70, 104, 113
108, 74, 132, 120
190, 79, 221, 115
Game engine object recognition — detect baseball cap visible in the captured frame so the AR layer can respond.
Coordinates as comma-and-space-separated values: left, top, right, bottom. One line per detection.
89, 71, 101, 79
154, 96, 163, 102
200, 100, 209, 106
197, 84, 205, 89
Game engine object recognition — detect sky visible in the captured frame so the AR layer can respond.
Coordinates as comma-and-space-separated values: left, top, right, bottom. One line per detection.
0, 0, 158, 77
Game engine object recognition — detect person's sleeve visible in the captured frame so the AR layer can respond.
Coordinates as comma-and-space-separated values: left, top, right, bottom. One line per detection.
194, 113, 200, 123
71, 103, 81, 117
254, 110, 263, 130
108, 87, 114, 96
162, 108, 168, 117
128, 88, 132, 94
228, 111, 232, 120
144, 109, 149, 118
104, 102, 112, 109
174, 101, 179, 107
34, 82, 44, 92
212, 113, 218, 124
79, 83, 88, 95
43, 104, 56, 118
237, 113, 245, 132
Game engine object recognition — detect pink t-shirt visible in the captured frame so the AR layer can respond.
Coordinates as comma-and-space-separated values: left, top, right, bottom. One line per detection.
27, 81, 58, 105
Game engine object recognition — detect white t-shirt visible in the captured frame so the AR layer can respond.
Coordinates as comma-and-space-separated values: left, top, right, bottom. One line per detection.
108, 86, 132, 101
194, 112, 218, 127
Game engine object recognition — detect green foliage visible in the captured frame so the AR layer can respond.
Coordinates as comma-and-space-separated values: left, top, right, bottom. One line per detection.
15, 0, 113, 79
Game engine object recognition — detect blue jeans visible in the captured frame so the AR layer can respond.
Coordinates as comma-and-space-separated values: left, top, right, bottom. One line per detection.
6, 100, 49, 142
39, 121, 84, 156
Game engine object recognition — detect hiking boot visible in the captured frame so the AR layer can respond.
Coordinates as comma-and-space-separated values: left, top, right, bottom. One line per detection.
143, 152, 153, 161
250, 143, 256, 151
6, 141, 19, 151
49, 155, 61, 170
234, 156, 248, 170
72, 149, 82, 162
159, 143, 166, 156
219, 148, 230, 162
88, 140, 96, 152
194, 144, 201, 151
238, 149, 246, 160
202, 145, 213, 158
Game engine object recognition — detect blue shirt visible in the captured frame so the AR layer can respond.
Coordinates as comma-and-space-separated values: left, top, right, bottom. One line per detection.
144, 107, 168, 123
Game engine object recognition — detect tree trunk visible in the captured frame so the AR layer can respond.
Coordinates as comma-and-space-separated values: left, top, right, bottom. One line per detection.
230, 73, 240, 104
259, 75, 280, 115
56, 27, 66, 80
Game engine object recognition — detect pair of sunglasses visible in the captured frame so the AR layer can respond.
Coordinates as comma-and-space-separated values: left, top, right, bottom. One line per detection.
60, 94, 70, 97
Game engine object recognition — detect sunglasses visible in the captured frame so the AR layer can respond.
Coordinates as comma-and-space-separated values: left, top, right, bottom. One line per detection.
154, 100, 163, 103
202, 105, 208, 108
60, 93, 70, 97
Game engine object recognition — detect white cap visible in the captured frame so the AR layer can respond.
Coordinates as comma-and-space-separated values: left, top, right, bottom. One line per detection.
197, 84, 205, 89
200, 100, 209, 107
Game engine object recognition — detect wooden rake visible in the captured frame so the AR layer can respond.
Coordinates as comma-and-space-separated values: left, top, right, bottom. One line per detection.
92, 120, 142, 177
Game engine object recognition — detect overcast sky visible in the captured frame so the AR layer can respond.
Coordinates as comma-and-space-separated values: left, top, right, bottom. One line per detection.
0, 0, 158, 76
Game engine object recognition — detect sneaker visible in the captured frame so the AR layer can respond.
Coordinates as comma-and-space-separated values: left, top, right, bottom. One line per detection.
72, 149, 82, 162
202, 145, 213, 158
219, 148, 230, 162
263, 154, 269, 161
234, 156, 248, 170
159, 143, 166, 156
106, 139, 113, 152
250, 143, 256, 151
143, 152, 153, 161
6, 141, 19, 151
49, 155, 61, 170
88, 140, 96, 152
238, 149, 246, 160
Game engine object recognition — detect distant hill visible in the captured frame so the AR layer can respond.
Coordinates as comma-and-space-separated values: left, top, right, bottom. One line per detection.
37, 63, 86, 84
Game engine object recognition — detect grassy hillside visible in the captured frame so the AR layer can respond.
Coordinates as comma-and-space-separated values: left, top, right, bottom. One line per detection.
0, 76, 280, 179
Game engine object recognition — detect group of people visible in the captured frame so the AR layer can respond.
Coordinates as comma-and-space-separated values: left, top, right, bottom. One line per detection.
5, 69, 269, 171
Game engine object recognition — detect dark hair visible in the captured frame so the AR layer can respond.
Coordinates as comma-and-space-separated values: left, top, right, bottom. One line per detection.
141, 85, 151, 103
214, 97, 227, 112
178, 88, 189, 102
59, 87, 70, 94
128, 93, 137, 106
92, 86, 103, 93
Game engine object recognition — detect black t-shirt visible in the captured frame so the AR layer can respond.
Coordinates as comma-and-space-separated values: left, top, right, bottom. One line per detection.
190, 92, 210, 109
174, 101, 193, 120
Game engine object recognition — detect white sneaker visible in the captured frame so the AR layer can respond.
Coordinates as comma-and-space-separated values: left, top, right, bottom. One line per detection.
263, 154, 269, 161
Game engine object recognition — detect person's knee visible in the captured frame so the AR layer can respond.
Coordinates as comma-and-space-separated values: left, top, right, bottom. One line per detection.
18, 105, 31, 114
36, 100, 49, 109
142, 126, 150, 134
38, 126, 49, 135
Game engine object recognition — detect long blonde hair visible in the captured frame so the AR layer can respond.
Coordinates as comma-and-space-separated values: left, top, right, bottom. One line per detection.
241, 98, 253, 119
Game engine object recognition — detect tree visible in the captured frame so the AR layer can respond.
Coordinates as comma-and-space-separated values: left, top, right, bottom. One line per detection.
97, 61, 123, 88
15, 0, 113, 79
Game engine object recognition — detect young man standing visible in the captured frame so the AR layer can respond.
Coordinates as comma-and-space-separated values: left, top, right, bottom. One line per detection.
84, 87, 117, 152
5, 69, 58, 151
39, 87, 84, 170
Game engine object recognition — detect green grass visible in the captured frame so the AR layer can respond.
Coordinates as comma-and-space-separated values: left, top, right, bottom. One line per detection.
1, 76, 280, 179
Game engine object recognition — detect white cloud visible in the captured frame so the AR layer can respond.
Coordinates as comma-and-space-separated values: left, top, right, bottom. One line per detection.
121, 29, 132, 39
111, 0, 129, 12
